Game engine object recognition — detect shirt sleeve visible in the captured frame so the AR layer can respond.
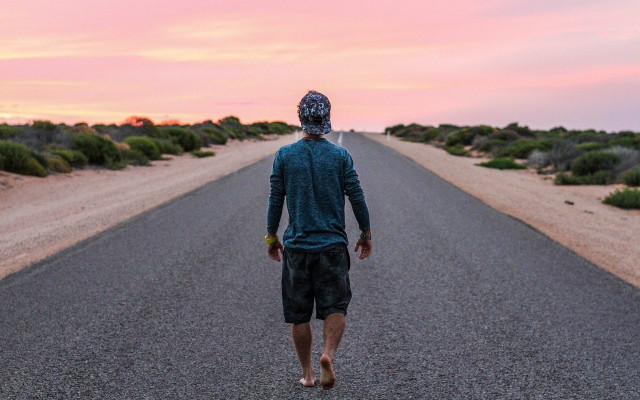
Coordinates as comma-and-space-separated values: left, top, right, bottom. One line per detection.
344, 151, 371, 232
267, 150, 285, 235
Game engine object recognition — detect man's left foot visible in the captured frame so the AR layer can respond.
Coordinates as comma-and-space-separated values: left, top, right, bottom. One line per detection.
319, 354, 336, 390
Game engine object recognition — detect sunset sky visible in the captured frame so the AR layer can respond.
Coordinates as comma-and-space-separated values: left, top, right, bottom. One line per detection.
1, 0, 639, 131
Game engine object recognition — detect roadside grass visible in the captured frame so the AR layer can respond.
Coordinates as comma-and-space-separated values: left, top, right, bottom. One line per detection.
386, 122, 640, 194
603, 188, 640, 209
190, 150, 215, 158
476, 157, 526, 170
444, 144, 469, 156
0, 117, 298, 177
620, 168, 640, 186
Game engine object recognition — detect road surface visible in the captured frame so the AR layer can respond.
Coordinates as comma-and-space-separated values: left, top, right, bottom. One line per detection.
1, 132, 639, 399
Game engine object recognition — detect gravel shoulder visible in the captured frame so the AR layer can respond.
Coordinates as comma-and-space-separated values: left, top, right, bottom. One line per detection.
362, 131, 640, 288
0, 134, 295, 280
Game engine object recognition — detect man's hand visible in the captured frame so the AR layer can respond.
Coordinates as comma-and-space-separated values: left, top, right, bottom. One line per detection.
267, 239, 284, 262
354, 231, 372, 260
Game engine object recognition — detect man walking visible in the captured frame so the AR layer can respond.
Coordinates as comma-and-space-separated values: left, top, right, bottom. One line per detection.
266, 90, 372, 390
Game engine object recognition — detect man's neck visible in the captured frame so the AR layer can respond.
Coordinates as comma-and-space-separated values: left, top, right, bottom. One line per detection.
302, 132, 324, 140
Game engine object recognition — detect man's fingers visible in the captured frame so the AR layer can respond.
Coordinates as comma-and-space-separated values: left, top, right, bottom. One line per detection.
354, 242, 360, 253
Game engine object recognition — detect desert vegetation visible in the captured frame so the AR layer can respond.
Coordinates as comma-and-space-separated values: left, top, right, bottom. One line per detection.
0, 116, 298, 177
385, 122, 640, 209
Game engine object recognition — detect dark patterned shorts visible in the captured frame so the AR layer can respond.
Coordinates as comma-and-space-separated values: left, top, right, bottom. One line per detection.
281, 243, 352, 324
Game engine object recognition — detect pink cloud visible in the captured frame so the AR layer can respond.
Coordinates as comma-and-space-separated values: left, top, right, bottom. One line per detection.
0, 0, 639, 131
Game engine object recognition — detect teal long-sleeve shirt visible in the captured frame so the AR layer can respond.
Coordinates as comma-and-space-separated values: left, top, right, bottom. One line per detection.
267, 137, 370, 251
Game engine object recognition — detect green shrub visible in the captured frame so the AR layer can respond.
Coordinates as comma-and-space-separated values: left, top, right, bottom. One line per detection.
603, 188, 640, 209
0, 124, 19, 139
578, 142, 609, 152
419, 127, 443, 143
554, 172, 581, 185
160, 127, 202, 151
32, 120, 56, 131
124, 136, 161, 160
190, 150, 215, 158
122, 148, 150, 166
620, 168, 640, 186
487, 130, 521, 142
446, 128, 475, 146
570, 151, 620, 176
202, 128, 228, 145
70, 132, 122, 166
50, 149, 87, 167
0, 140, 47, 177
554, 170, 613, 185
549, 141, 582, 171
477, 139, 507, 153
444, 144, 469, 156
153, 138, 183, 155
497, 139, 552, 159
476, 157, 526, 170
0, 154, 4, 169
46, 155, 72, 173
30, 150, 49, 170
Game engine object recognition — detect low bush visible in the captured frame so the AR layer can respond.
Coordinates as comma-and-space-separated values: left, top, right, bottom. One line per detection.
606, 147, 640, 176
160, 127, 202, 151
70, 132, 122, 166
32, 120, 57, 131
190, 150, 215, 158
487, 130, 521, 142
497, 139, 552, 159
124, 136, 161, 160
50, 149, 88, 167
602, 188, 640, 209
549, 141, 582, 171
445, 128, 476, 146
527, 150, 551, 170
0, 140, 47, 177
620, 168, 640, 186
153, 138, 183, 155
476, 139, 507, 153
570, 151, 620, 176
476, 158, 526, 170
554, 170, 612, 185
122, 148, 150, 166
202, 128, 228, 145
578, 142, 609, 152
444, 144, 469, 156
46, 155, 72, 173
30, 150, 49, 170
0, 124, 19, 139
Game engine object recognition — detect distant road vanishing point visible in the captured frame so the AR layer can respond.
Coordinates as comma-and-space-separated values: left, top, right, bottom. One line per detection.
1, 132, 638, 398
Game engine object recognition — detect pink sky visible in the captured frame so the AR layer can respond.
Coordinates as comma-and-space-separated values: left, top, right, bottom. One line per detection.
1, 0, 639, 131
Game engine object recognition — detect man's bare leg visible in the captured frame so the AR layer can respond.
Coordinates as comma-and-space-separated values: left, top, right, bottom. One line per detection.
320, 313, 345, 390
291, 322, 315, 387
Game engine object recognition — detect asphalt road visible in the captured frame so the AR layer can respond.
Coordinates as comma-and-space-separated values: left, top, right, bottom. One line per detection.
1, 132, 639, 399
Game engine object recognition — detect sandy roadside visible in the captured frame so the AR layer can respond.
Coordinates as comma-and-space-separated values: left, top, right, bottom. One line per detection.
0, 134, 296, 280
362, 132, 640, 288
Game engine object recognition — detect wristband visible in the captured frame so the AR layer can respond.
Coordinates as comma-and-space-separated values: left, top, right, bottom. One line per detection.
265, 234, 278, 245
360, 232, 372, 241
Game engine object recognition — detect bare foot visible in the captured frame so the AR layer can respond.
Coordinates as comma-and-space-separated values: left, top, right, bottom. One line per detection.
299, 376, 315, 387
319, 354, 335, 390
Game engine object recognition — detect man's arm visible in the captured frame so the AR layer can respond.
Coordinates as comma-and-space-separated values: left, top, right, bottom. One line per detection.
344, 152, 372, 259
344, 152, 370, 232
266, 151, 285, 261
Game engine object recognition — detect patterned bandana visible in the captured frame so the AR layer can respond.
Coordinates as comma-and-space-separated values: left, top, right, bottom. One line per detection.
297, 91, 331, 135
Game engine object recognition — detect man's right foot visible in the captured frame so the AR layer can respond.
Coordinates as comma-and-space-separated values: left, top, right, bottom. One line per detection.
299, 376, 315, 387
319, 354, 336, 390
